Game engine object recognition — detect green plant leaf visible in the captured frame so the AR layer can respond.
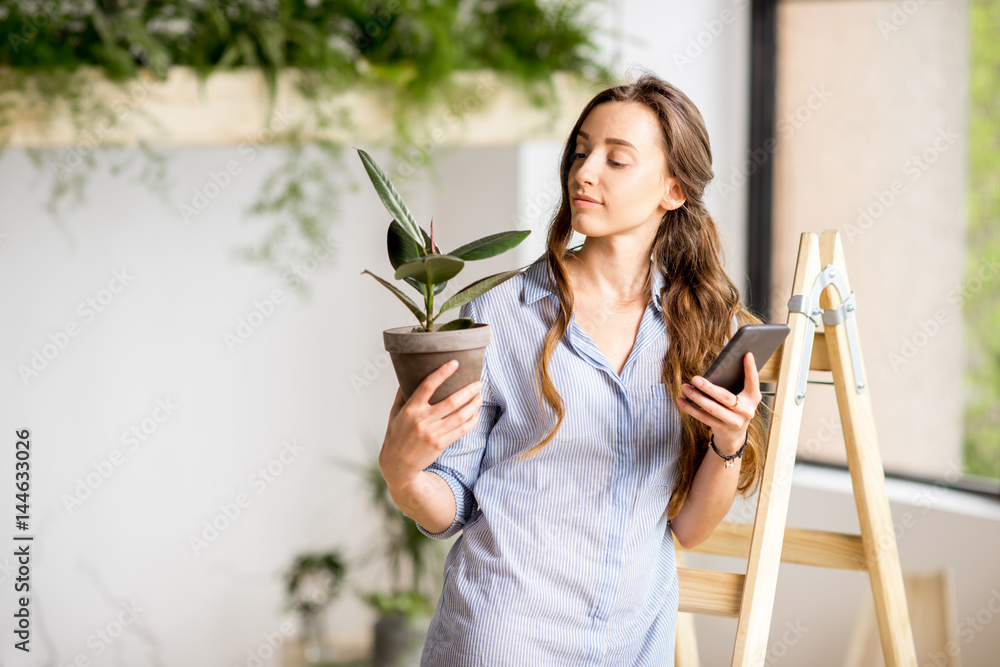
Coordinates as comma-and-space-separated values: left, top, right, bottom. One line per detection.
361, 270, 427, 323
217, 43, 241, 69
388, 219, 427, 298
437, 270, 522, 314
284, 549, 347, 615
286, 551, 347, 599
205, 2, 230, 39
388, 219, 430, 270
407, 275, 447, 296
394, 254, 465, 285
357, 149, 424, 250
437, 317, 475, 331
449, 230, 531, 261
253, 18, 286, 69
388, 220, 446, 298
235, 32, 260, 67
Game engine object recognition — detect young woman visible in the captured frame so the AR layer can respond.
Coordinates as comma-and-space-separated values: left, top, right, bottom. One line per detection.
378, 72, 766, 666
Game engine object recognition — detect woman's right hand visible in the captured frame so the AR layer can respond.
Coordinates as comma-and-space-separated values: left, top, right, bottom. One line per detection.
378, 360, 483, 491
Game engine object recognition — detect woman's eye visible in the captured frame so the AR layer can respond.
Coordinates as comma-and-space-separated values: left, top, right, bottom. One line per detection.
572, 151, 626, 168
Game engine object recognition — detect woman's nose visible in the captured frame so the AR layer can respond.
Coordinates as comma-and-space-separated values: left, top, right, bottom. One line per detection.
574, 157, 596, 187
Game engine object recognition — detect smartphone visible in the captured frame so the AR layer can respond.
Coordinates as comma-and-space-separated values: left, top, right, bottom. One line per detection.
685, 323, 791, 406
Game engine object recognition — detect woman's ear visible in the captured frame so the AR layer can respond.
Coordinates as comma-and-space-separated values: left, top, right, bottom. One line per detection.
661, 177, 686, 211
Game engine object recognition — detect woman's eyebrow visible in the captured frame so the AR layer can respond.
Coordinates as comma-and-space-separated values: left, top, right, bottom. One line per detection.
576, 130, 637, 151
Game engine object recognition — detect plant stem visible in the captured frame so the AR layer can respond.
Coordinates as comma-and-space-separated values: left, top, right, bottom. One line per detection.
426, 285, 435, 332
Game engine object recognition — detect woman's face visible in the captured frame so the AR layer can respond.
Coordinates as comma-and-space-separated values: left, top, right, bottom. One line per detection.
567, 101, 684, 238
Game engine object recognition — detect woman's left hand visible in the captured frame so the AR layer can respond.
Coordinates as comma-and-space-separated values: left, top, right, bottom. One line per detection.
676, 352, 762, 456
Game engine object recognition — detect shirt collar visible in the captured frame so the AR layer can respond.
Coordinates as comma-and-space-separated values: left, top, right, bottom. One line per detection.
522, 256, 665, 313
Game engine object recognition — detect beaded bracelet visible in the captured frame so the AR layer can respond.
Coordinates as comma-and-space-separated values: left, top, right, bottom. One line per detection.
709, 431, 748, 469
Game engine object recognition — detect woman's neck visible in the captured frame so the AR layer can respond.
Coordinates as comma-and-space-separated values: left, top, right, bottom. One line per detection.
564, 244, 652, 308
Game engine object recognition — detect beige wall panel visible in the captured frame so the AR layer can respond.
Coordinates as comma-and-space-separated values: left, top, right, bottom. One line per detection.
772, 0, 968, 477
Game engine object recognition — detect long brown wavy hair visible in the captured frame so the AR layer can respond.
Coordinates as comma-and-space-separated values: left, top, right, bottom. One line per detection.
519, 72, 766, 520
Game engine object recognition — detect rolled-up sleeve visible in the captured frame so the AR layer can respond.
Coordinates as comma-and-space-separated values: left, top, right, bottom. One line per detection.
416, 297, 501, 540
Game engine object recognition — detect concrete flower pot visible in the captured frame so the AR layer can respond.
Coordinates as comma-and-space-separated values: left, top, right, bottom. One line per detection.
373, 613, 432, 667
383, 323, 490, 405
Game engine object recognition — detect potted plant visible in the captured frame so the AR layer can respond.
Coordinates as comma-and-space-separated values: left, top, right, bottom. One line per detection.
345, 454, 449, 667
356, 148, 529, 404
284, 550, 348, 665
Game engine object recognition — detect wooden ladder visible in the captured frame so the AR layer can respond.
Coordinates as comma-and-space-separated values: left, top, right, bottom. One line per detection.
673, 230, 918, 666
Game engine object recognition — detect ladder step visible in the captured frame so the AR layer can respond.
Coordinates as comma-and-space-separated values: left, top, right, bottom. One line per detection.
677, 567, 745, 618
681, 521, 867, 571
759, 332, 831, 382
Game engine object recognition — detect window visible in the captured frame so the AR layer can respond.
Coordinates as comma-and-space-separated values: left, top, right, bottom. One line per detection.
749, 0, 998, 495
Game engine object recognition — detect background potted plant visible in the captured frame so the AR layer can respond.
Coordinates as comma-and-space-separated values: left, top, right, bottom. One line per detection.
284, 550, 348, 665
356, 148, 529, 404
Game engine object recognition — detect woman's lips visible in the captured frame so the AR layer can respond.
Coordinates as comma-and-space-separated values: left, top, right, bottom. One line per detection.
572, 198, 602, 208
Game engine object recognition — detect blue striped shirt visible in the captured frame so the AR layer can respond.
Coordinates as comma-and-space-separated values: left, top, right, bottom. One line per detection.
417, 255, 683, 666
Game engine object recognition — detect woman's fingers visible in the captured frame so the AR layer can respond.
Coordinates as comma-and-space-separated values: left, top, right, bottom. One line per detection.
687, 353, 761, 415
742, 352, 761, 401
389, 387, 405, 419
688, 374, 739, 415
408, 360, 460, 407
403, 360, 482, 422
430, 376, 483, 420
434, 393, 483, 443
676, 353, 764, 443
385, 358, 484, 468
676, 389, 726, 430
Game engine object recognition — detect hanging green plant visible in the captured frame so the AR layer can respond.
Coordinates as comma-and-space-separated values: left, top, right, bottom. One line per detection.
0, 0, 611, 287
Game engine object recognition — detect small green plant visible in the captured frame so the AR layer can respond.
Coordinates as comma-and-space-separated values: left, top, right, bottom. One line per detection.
360, 591, 434, 622
284, 550, 348, 663
285, 550, 348, 616
356, 148, 530, 332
